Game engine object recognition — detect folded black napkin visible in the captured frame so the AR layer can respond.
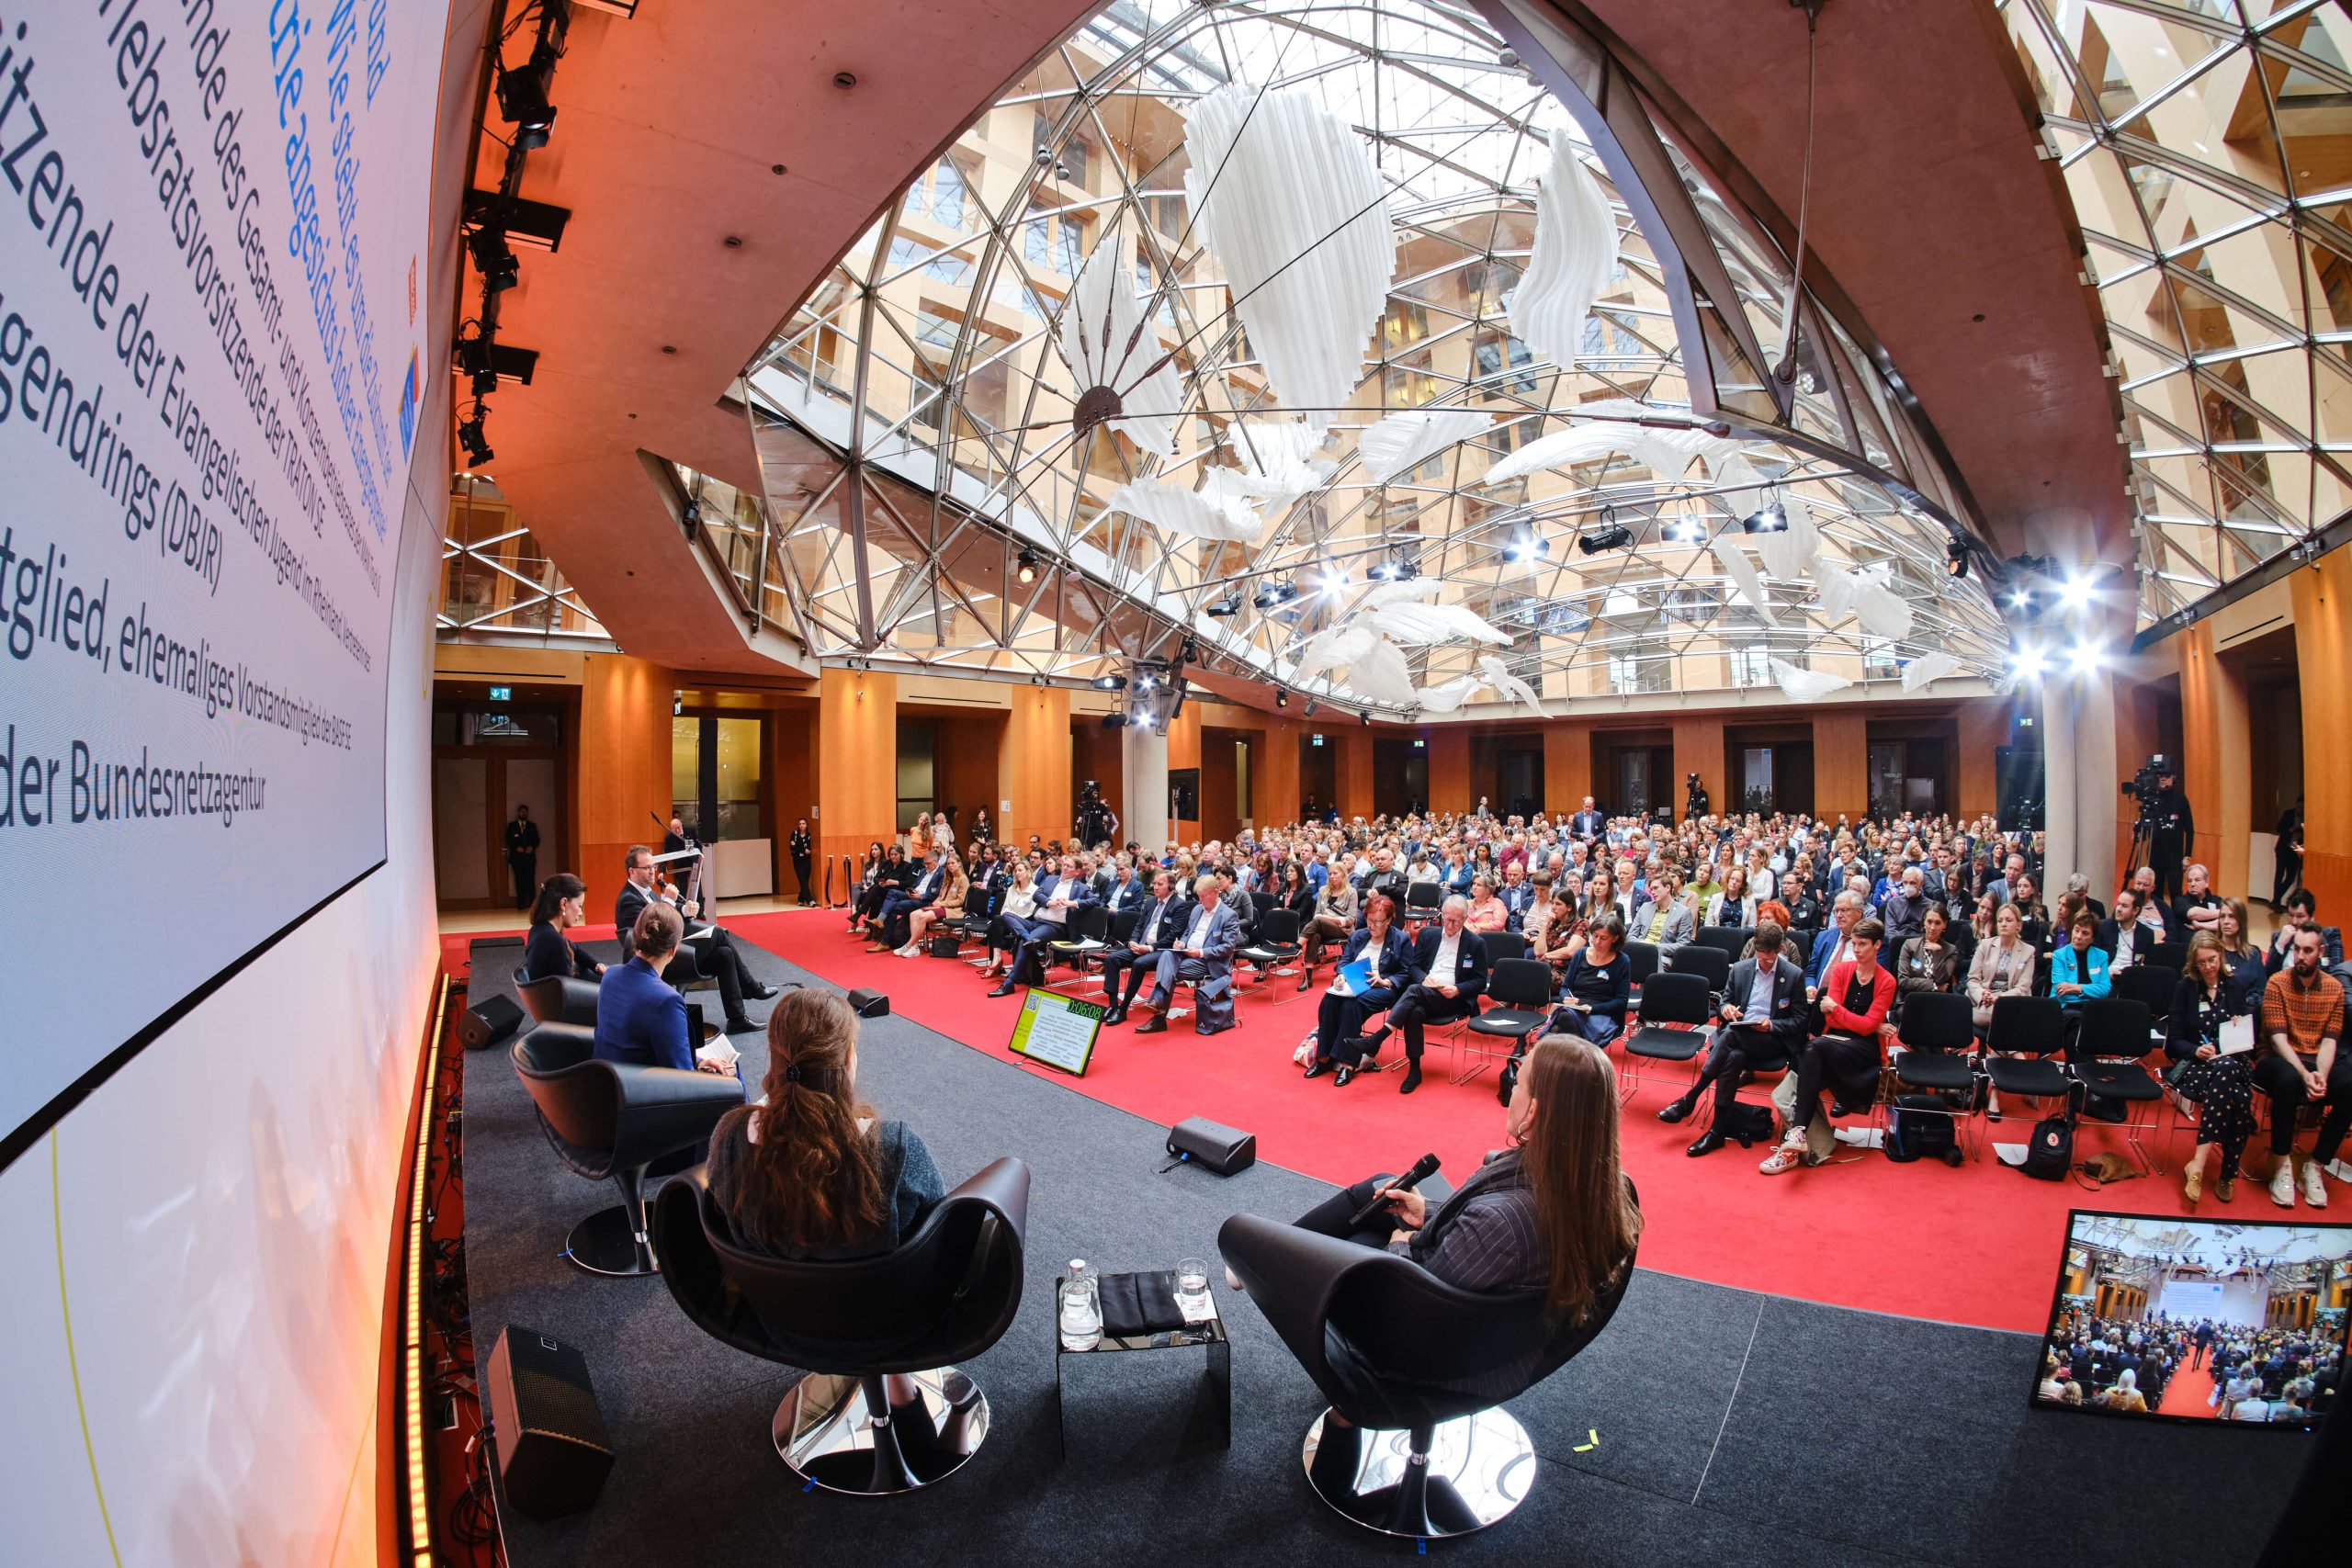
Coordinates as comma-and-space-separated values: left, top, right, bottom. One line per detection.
1098, 1269, 1186, 1337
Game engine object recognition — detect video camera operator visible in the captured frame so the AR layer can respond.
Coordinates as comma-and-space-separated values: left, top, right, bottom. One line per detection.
1074, 778, 1118, 850
1683, 771, 1710, 824
2126, 757, 2194, 904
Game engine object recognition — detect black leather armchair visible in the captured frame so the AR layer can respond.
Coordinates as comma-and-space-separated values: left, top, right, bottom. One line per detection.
1219, 1200, 1635, 1538
509, 1029, 742, 1277
515, 973, 600, 1031
651, 1156, 1031, 1495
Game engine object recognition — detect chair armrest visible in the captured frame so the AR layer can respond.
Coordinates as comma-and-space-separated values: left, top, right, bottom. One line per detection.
512, 1027, 595, 1075
548, 977, 601, 1027
1218, 1213, 1395, 1401
942, 1156, 1031, 1246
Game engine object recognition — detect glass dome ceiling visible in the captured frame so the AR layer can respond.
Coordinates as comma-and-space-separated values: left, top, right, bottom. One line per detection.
718, 0, 2016, 714
2001, 0, 2352, 624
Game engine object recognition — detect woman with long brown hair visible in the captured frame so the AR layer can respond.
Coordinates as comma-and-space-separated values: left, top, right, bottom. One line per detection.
1282, 1032, 1644, 1335
705, 989, 944, 1258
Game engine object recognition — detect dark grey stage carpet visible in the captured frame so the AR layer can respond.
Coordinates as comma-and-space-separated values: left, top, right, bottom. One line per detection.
460, 935, 2301, 1566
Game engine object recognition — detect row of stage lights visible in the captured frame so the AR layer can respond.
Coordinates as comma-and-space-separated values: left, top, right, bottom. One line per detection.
2003, 557, 2111, 682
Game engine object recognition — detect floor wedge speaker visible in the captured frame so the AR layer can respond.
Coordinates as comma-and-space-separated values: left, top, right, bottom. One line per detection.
485, 1325, 614, 1519
458, 994, 526, 1052
1167, 1116, 1256, 1176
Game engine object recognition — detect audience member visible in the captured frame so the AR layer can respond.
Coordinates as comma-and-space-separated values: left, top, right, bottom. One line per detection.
2256, 923, 2347, 1208
1133, 875, 1242, 1037
1554, 915, 1631, 1046
1306, 895, 1415, 1084
2171, 932, 2257, 1207
1659, 922, 1808, 1156
1762, 918, 1894, 1175
1346, 896, 1491, 1094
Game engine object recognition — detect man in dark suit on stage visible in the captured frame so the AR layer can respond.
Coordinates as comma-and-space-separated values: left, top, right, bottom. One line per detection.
1657, 922, 1810, 1156
1134, 878, 1243, 1035
616, 845, 770, 1034
1101, 871, 1184, 1025
1343, 896, 1489, 1095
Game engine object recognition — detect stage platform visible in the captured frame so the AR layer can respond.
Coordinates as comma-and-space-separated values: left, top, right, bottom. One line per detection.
460, 932, 2298, 1567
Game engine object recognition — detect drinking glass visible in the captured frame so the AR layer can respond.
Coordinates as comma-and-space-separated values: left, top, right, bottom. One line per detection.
1175, 1256, 1211, 1307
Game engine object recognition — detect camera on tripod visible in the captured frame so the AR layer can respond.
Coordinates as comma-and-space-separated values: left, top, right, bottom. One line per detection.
1684, 771, 1709, 820
2119, 753, 2173, 828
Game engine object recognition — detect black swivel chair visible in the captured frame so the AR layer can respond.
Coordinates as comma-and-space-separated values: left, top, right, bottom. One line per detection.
651, 1158, 1031, 1495
1218, 1198, 1637, 1538
509, 1030, 742, 1276
516, 973, 600, 1032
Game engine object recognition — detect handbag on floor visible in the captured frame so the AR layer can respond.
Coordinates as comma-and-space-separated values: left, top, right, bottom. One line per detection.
927, 933, 961, 957
1716, 1100, 1776, 1147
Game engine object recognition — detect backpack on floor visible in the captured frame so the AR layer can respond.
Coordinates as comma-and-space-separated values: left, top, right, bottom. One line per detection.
927, 933, 962, 957
1885, 1094, 1960, 1166
1716, 1100, 1776, 1147
2021, 1114, 2073, 1180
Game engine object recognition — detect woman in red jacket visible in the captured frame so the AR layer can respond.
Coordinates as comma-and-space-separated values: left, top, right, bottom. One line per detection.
1761, 917, 1896, 1175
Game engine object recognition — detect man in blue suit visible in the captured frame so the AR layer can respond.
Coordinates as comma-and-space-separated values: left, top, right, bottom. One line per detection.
1804, 892, 1864, 992
870, 849, 946, 952
595, 905, 743, 1092
1135, 878, 1242, 1035
1344, 896, 1489, 1094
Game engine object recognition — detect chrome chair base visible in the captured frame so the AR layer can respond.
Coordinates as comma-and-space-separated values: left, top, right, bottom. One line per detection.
562, 1204, 658, 1277
775, 1368, 989, 1495
1302, 1408, 1535, 1538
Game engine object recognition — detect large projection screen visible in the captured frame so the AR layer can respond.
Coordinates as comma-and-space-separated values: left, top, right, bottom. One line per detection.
0, 0, 453, 1165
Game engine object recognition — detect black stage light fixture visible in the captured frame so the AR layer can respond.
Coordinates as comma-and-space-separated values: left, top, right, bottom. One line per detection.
1367, 560, 1396, 581
1206, 589, 1243, 617
1100, 712, 1127, 728
1740, 501, 1788, 534
1275, 689, 1288, 708
1577, 517, 1633, 556
1303, 699, 1317, 717
1092, 673, 1127, 691
1359, 712, 1372, 726
469, 227, 520, 291
1946, 537, 1970, 579
1015, 547, 1041, 585
682, 500, 702, 542
458, 407, 493, 466
497, 58, 558, 150
1662, 516, 1706, 545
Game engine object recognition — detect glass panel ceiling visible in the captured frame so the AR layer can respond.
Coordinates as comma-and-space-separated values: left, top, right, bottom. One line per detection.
732, 0, 2009, 711
2001, 0, 2352, 625
440, 479, 610, 644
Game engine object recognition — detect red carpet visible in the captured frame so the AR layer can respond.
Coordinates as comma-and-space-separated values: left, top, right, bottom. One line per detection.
2157, 1359, 2215, 1418
447, 912, 2214, 1333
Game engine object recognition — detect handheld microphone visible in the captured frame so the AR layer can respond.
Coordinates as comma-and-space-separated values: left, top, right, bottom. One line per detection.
1348, 1152, 1441, 1230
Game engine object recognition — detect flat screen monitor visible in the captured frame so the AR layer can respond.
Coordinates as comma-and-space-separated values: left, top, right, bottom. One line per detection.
2031, 1210, 2348, 1431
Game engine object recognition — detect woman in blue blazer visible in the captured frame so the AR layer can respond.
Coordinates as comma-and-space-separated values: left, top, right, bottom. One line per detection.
1307, 895, 1420, 1084
2049, 908, 2111, 1055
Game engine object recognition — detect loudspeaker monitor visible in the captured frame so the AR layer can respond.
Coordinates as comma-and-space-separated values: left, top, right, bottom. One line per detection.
485, 1325, 615, 1518
1167, 1116, 1256, 1176
458, 994, 526, 1052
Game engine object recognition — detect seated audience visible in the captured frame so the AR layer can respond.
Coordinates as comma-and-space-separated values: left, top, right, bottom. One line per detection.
522, 873, 604, 984
977, 862, 1041, 977
2256, 923, 2348, 1209
705, 988, 944, 1259
1553, 915, 1631, 1046
2051, 908, 2112, 1052
1464, 874, 1510, 935
1969, 902, 2038, 1120
1300, 870, 1360, 987
2218, 898, 2267, 1014
2096, 887, 2161, 969
1658, 921, 1808, 1156
2264, 889, 2345, 977
1762, 918, 1894, 1175
1100, 871, 1184, 1025
1306, 895, 1416, 1084
870, 849, 946, 952
895, 852, 967, 956
1133, 876, 1242, 1037
1894, 902, 1960, 1010
1345, 896, 1490, 1095
2170, 932, 2257, 1207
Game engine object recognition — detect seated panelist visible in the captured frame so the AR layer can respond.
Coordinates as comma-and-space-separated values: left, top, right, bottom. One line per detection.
1274, 1036, 1642, 1433
594, 904, 743, 1085
523, 873, 604, 985
706, 989, 944, 1260
616, 844, 771, 1035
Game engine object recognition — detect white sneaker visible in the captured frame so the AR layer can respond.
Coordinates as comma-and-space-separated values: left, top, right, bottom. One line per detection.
2303, 1157, 2329, 1209
2270, 1159, 2298, 1208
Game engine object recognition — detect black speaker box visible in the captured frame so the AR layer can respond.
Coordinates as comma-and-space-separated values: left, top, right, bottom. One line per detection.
1167, 1115, 1256, 1176
847, 987, 890, 1018
485, 1325, 614, 1519
458, 994, 526, 1052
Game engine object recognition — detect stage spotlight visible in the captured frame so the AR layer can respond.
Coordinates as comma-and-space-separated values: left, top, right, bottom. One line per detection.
1206, 589, 1243, 617
468, 227, 519, 291
681, 500, 701, 542
1318, 568, 1349, 595
2010, 646, 2048, 682
1504, 534, 1548, 562
1368, 561, 1396, 581
1100, 712, 1127, 728
1662, 516, 1706, 546
1740, 502, 1787, 535
1359, 713, 1371, 726
458, 409, 493, 466
1136, 672, 1156, 691
673, 692, 684, 716
1303, 699, 1317, 717
1252, 581, 1283, 609
1946, 538, 1970, 579
496, 61, 558, 149
1092, 673, 1127, 692
1015, 547, 1041, 585
2058, 574, 2096, 614
1275, 689, 1288, 708
1577, 522, 1634, 556
2070, 644, 2106, 674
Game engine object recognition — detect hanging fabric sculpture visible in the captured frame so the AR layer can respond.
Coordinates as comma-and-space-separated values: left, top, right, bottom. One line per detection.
1712, 537, 1776, 624
1355, 409, 1494, 485
1770, 658, 1852, 703
1900, 650, 1962, 693
1104, 479, 1259, 542
1506, 126, 1619, 368
1183, 85, 1396, 429
1055, 224, 1185, 458
1484, 398, 1741, 487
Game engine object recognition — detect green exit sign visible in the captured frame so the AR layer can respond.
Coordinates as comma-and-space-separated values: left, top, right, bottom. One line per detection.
488, 686, 511, 702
